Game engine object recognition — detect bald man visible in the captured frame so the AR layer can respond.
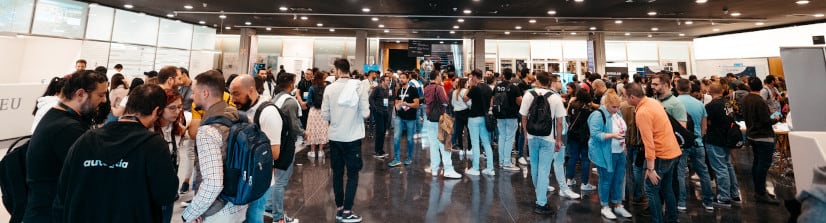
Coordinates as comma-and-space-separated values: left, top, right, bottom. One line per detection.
590, 79, 608, 109
229, 74, 284, 223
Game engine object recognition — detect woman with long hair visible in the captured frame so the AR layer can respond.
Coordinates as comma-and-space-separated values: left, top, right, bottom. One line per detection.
152, 89, 187, 223
109, 74, 129, 113
451, 77, 471, 157
305, 70, 329, 158
566, 88, 596, 191
31, 77, 65, 132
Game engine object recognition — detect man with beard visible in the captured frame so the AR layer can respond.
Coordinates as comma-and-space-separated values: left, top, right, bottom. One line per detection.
229, 75, 284, 223
25, 70, 108, 222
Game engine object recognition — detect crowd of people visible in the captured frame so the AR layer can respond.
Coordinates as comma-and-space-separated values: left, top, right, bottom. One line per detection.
11, 57, 791, 223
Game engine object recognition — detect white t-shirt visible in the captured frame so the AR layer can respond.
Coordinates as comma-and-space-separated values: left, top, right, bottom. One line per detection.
518, 88, 567, 142
247, 98, 283, 145
610, 113, 627, 153
451, 88, 470, 111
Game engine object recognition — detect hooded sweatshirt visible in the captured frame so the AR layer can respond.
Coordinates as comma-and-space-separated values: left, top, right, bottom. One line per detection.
31, 96, 59, 133
52, 121, 178, 223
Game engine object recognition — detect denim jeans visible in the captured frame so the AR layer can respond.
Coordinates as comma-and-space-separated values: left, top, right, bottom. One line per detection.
468, 116, 494, 171
452, 110, 469, 149
749, 139, 776, 196
330, 140, 364, 210
529, 137, 555, 206
416, 104, 425, 134
392, 117, 417, 162
516, 124, 526, 157
677, 146, 715, 206
627, 146, 644, 200
245, 183, 273, 223
645, 157, 678, 223
496, 119, 517, 166
266, 161, 295, 220
373, 111, 389, 155
551, 142, 568, 191
206, 206, 247, 223
425, 121, 455, 173
565, 140, 590, 184
706, 143, 741, 201
597, 152, 627, 206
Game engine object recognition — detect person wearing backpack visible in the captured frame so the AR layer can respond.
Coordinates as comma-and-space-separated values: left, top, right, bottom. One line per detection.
25, 70, 108, 223
587, 90, 633, 220
651, 73, 690, 213
703, 82, 743, 207
52, 84, 178, 223
266, 73, 303, 223
183, 70, 250, 223
463, 69, 495, 176
566, 88, 597, 192
675, 79, 715, 211
492, 68, 523, 172
519, 71, 567, 215
228, 74, 287, 223
423, 71, 462, 179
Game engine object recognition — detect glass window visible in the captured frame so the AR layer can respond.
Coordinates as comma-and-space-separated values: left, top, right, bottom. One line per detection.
108, 43, 156, 79
0, 0, 35, 33
157, 19, 192, 49
154, 48, 189, 70
112, 9, 158, 46
79, 40, 110, 71
85, 4, 113, 41
191, 26, 216, 50
31, 0, 87, 38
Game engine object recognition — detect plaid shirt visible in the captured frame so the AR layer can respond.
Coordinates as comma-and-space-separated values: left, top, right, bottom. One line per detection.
182, 125, 245, 221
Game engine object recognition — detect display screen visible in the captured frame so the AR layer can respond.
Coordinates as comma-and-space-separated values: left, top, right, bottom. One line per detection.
31, 0, 87, 38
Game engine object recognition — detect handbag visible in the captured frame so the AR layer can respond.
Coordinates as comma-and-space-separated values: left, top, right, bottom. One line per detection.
438, 113, 454, 145
485, 113, 497, 132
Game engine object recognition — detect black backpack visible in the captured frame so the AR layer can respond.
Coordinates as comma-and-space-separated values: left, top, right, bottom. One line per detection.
526, 90, 556, 136
492, 82, 517, 119
566, 104, 593, 143
666, 112, 696, 148
0, 136, 31, 223
272, 95, 298, 169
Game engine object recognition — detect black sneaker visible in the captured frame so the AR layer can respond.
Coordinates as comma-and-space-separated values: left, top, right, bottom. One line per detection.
755, 194, 780, 205
533, 204, 555, 215
732, 196, 742, 204
336, 209, 343, 221
340, 211, 362, 223
179, 182, 189, 194
715, 200, 732, 208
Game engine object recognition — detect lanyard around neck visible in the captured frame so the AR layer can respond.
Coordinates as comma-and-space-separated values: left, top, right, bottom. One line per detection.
58, 103, 79, 117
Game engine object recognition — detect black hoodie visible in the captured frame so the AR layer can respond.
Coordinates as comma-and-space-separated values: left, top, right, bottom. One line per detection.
52, 121, 178, 223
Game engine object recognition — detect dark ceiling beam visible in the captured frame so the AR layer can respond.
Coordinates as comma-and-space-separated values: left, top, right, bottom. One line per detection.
235, 26, 684, 34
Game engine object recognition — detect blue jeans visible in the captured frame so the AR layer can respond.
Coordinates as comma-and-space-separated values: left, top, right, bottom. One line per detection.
645, 157, 678, 223
627, 146, 645, 200
416, 104, 425, 134
677, 146, 715, 206
496, 119, 517, 166
516, 123, 526, 157
468, 116, 494, 171
597, 152, 627, 206
425, 121, 455, 173
565, 140, 590, 184
392, 117, 417, 162
266, 161, 295, 220
749, 139, 776, 196
245, 182, 273, 223
706, 144, 741, 202
552, 142, 569, 191
529, 137, 554, 206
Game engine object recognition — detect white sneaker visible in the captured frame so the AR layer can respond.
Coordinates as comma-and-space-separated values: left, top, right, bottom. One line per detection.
307, 151, 316, 158
581, 184, 597, 191
482, 169, 496, 176
559, 189, 581, 199
518, 157, 528, 165
317, 151, 325, 157
502, 165, 520, 172
466, 150, 473, 156
613, 206, 633, 218
677, 206, 687, 212
466, 169, 481, 176
601, 207, 617, 219
459, 150, 465, 156
548, 186, 556, 192
444, 171, 462, 179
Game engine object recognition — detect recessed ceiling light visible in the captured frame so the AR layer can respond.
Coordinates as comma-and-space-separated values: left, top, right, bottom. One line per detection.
815, 13, 825, 17
362, 8, 371, 12
648, 11, 657, 16
679, 33, 685, 36
279, 6, 288, 11
547, 10, 557, 15
651, 27, 659, 31
198, 21, 205, 24
219, 15, 227, 19
453, 25, 459, 29
696, 0, 708, 3
713, 28, 720, 31
796, 0, 810, 5
372, 17, 379, 21
184, 5, 193, 9
329, 28, 335, 32
730, 12, 742, 17
378, 24, 385, 28
755, 22, 765, 25
648, 34, 653, 38
458, 19, 465, 23
463, 9, 472, 14
571, 32, 577, 35
317, 23, 323, 27
266, 27, 272, 31
440, 41, 444, 44
124, 4, 133, 9
245, 21, 251, 25
225, 26, 231, 30
384, 29, 389, 33
615, 20, 623, 24
504, 31, 511, 35
685, 21, 694, 25
515, 26, 522, 29
300, 16, 308, 20
450, 31, 456, 34
625, 32, 631, 36
529, 19, 537, 23
575, 0, 585, 2
590, 27, 596, 30
166, 14, 174, 18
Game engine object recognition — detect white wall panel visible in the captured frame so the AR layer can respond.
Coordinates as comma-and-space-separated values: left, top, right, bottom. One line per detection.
562, 40, 587, 59
112, 9, 158, 46
19, 36, 83, 83
694, 23, 826, 60
85, 5, 114, 41
157, 19, 192, 49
